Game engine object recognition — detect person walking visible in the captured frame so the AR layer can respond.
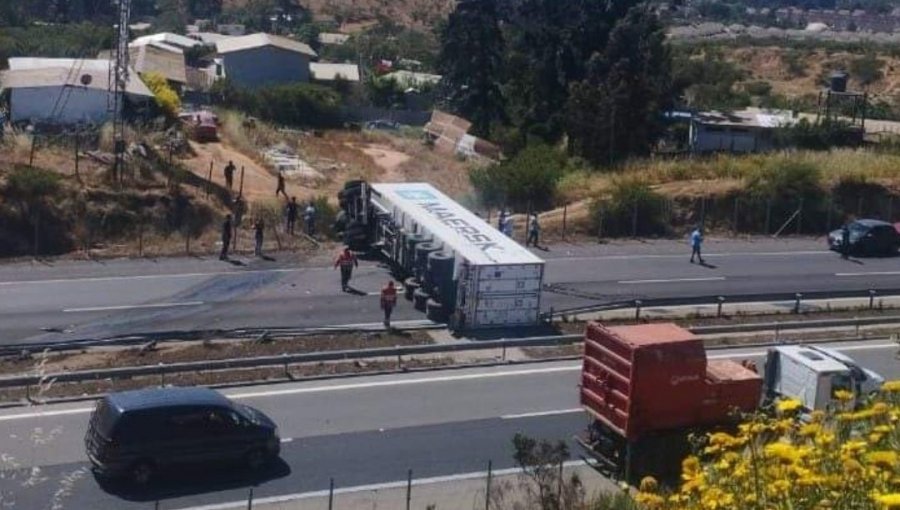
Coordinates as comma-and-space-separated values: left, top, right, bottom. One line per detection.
303, 202, 317, 236
690, 225, 704, 264
224, 161, 236, 191
285, 197, 298, 235
527, 213, 540, 247
334, 247, 359, 292
220, 214, 233, 260
380, 280, 398, 328
276, 171, 286, 198
254, 218, 264, 257
503, 213, 514, 237
497, 210, 507, 232
841, 223, 851, 259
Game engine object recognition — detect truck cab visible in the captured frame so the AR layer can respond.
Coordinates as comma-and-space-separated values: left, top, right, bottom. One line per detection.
764, 345, 884, 411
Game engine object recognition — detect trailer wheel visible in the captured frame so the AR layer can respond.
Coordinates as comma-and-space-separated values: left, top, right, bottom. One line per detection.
413, 288, 430, 312
426, 299, 448, 323
404, 278, 419, 301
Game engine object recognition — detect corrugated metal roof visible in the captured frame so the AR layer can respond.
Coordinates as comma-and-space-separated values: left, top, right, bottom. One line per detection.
383, 70, 441, 87
216, 33, 316, 57
695, 108, 795, 129
9, 57, 109, 72
1, 59, 153, 97
132, 32, 202, 49
309, 62, 360, 82
190, 32, 232, 44
130, 43, 188, 84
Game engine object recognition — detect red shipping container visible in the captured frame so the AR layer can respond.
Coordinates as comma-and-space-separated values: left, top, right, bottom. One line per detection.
581, 323, 762, 441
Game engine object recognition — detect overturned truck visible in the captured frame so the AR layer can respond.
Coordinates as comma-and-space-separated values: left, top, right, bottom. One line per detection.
336, 181, 545, 330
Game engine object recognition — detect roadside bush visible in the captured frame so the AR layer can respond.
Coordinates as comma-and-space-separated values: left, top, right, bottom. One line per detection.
633, 381, 900, 510
742, 80, 772, 97
142, 71, 181, 120
592, 178, 669, 237
470, 144, 568, 212
210, 80, 341, 129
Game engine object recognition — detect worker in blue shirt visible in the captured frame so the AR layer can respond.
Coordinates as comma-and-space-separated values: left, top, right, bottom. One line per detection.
690, 226, 704, 264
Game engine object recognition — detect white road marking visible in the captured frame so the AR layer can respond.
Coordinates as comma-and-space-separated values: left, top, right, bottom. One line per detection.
836, 271, 900, 277
618, 277, 726, 285
501, 408, 583, 420
553, 250, 828, 263
280, 437, 293, 444
62, 301, 205, 313
0, 407, 94, 422
0, 267, 326, 287
229, 366, 582, 400
174, 460, 590, 510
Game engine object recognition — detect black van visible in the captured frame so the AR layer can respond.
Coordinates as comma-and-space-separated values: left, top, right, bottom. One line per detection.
85, 387, 280, 485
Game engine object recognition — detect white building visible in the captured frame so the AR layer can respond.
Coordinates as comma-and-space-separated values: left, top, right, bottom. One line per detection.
0, 58, 153, 125
690, 108, 797, 154
309, 62, 360, 83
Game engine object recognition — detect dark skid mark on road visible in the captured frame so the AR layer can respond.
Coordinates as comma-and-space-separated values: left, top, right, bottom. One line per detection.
18, 271, 288, 345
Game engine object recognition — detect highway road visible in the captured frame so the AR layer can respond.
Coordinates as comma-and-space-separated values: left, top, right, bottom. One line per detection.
0, 339, 895, 509
2, 237, 900, 345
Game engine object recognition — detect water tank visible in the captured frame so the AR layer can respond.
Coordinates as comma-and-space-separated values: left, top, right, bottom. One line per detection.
830, 71, 848, 93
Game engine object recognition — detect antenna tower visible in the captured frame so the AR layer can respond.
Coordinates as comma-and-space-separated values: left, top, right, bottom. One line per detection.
109, 0, 132, 182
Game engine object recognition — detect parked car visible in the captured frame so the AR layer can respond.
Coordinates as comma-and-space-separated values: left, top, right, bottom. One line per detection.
85, 387, 279, 485
365, 119, 400, 131
828, 219, 900, 256
178, 110, 219, 142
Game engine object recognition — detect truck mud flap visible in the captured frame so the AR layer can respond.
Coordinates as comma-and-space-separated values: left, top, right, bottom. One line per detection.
574, 433, 625, 481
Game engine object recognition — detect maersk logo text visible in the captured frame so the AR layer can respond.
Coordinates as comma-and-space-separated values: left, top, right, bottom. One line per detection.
419, 202, 502, 255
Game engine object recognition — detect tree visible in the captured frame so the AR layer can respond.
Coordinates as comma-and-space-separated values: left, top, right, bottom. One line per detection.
566, 6, 672, 165
142, 72, 181, 120
502, 0, 630, 144
512, 433, 584, 510
438, 0, 507, 138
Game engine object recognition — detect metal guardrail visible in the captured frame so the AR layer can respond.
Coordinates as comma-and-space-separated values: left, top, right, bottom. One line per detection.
549, 287, 900, 317
0, 334, 583, 389
690, 315, 900, 335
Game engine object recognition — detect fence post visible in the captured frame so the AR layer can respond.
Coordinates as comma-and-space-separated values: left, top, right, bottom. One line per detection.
138, 221, 144, 257
74, 133, 80, 181
699, 196, 706, 227
247, 488, 253, 510
796, 197, 804, 235
29, 134, 36, 167
239, 166, 245, 197
870, 289, 877, 310
889, 196, 895, 222
597, 208, 604, 242
634, 300, 642, 321
717, 296, 725, 318
631, 201, 638, 237
557, 461, 564, 509
826, 198, 833, 233
732, 196, 739, 233
765, 198, 772, 235
33, 210, 40, 259
328, 478, 334, 510
406, 468, 413, 510
206, 160, 213, 198
562, 204, 568, 241
857, 195, 864, 217
486, 460, 493, 510
794, 293, 803, 314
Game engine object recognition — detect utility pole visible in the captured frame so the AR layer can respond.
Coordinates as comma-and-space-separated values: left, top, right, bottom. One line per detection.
108, 0, 132, 183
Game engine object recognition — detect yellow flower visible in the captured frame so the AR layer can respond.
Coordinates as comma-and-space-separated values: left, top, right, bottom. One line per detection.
866, 451, 899, 469
843, 440, 869, 455
777, 398, 803, 414
635, 492, 665, 508
765, 442, 805, 464
835, 389, 855, 402
799, 423, 822, 438
882, 380, 900, 393
873, 493, 900, 508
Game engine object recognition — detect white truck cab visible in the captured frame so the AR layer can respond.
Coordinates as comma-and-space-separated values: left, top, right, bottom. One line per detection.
764, 345, 884, 411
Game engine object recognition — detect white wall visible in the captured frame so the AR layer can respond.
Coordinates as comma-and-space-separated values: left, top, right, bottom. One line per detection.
10, 86, 116, 124
691, 124, 775, 153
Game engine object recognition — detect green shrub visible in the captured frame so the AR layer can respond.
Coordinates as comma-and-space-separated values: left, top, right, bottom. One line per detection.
743, 80, 772, 96
592, 178, 669, 237
211, 80, 341, 129
470, 144, 568, 211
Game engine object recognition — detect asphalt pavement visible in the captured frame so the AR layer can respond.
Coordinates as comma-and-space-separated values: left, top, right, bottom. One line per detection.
2, 237, 900, 345
0, 340, 895, 510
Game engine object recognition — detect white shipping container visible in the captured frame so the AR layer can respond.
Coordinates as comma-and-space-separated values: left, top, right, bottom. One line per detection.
367, 183, 545, 329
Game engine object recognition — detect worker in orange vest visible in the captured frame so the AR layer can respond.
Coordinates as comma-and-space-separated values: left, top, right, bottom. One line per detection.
380, 280, 398, 329
334, 247, 359, 292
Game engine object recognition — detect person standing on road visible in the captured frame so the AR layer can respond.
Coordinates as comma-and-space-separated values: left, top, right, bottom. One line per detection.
224, 161, 236, 191
690, 226, 704, 264
334, 247, 359, 292
527, 213, 540, 247
285, 197, 298, 235
380, 280, 398, 328
304, 202, 317, 236
498, 210, 507, 232
254, 218, 264, 257
841, 223, 851, 259
220, 214, 233, 260
503, 213, 514, 238
276, 170, 286, 198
